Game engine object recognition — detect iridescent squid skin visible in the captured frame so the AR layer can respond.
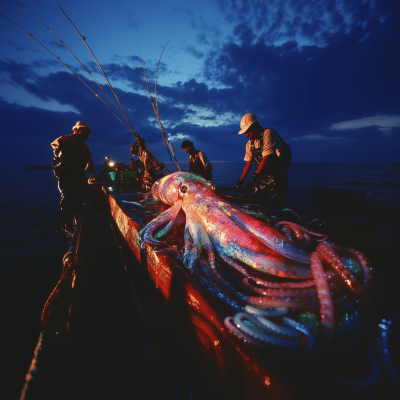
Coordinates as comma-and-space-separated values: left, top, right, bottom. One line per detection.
139, 172, 375, 352
140, 172, 311, 279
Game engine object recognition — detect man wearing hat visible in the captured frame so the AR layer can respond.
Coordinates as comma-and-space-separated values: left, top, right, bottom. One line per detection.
51, 121, 95, 232
181, 140, 213, 181
236, 113, 291, 208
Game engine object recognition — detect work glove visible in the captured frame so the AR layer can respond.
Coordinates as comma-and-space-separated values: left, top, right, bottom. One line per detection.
245, 173, 260, 192
236, 179, 244, 189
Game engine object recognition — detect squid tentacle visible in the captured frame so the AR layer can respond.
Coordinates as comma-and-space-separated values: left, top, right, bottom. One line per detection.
183, 220, 216, 270
275, 221, 327, 244
218, 253, 252, 278
317, 242, 365, 295
231, 312, 300, 350
244, 305, 289, 317
310, 250, 335, 333
244, 284, 317, 297
243, 276, 315, 290
254, 315, 302, 338
184, 219, 247, 300
139, 200, 183, 248
224, 317, 263, 346
349, 248, 374, 289
247, 295, 319, 312
283, 317, 315, 352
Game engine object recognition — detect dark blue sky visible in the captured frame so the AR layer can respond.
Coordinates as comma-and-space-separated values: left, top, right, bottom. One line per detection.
0, 0, 399, 167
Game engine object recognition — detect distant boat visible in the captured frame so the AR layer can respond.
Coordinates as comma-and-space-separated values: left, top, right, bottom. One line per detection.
24, 165, 52, 170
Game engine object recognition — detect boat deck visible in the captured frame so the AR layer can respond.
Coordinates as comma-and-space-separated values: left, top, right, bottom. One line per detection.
104, 184, 400, 400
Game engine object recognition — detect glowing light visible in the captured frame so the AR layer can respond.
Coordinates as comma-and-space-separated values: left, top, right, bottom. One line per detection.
264, 376, 271, 385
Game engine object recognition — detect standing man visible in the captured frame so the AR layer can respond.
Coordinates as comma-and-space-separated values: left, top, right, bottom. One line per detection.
181, 140, 213, 181
236, 113, 291, 208
51, 121, 95, 232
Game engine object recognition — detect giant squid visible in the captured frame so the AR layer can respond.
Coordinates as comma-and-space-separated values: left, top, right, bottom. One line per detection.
140, 172, 312, 277
139, 172, 374, 352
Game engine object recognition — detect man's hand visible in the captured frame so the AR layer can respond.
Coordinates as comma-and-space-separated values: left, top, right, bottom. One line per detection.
236, 179, 244, 189
245, 173, 260, 191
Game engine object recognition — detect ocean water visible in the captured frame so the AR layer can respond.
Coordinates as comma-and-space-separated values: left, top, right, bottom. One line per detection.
1, 162, 399, 398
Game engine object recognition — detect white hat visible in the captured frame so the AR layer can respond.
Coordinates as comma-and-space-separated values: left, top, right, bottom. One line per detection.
72, 121, 91, 131
238, 113, 259, 134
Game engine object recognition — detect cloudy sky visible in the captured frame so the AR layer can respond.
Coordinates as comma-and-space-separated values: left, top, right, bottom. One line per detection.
0, 0, 399, 168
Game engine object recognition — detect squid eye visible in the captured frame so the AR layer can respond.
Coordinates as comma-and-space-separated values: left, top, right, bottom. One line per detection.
180, 185, 187, 194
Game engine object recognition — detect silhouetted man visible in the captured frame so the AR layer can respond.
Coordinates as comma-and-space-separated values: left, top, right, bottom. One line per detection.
51, 121, 95, 231
181, 140, 213, 181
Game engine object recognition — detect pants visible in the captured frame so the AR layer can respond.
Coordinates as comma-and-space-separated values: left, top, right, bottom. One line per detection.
251, 170, 288, 208
57, 172, 90, 230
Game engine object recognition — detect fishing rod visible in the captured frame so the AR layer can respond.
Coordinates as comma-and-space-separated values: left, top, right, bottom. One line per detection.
3, 2, 175, 175
154, 44, 181, 172
52, 0, 140, 140
140, 44, 181, 172
54, 0, 176, 174
13, 0, 127, 122
0, 12, 134, 136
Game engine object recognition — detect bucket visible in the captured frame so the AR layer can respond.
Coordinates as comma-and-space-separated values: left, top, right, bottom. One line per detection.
108, 171, 118, 181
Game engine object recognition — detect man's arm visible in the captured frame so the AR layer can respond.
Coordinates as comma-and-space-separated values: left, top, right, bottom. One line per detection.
237, 160, 252, 187
254, 154, 271, 175
85, 147, 96, 174
199, 151, 212, 173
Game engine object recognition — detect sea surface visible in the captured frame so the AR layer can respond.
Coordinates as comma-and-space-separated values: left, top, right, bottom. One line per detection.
1, 162, 399, 398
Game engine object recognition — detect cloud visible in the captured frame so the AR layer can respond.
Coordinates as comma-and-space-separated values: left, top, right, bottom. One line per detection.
1, 0, 399, 164
203, 4, 400, 129
165, 133, 191, 142
216, 0, 394, 47
329, 115, 400, 135
186, 46, 204, 59
290, 133, 352, 141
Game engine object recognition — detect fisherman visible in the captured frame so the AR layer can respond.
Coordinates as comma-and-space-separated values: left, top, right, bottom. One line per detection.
236, 113, 292, 208
51, 121, 95, 232
130, 138, 155, 189
181, 140, 213, 181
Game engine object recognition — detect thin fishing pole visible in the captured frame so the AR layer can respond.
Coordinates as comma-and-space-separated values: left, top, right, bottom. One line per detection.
14, 0, 126, 120
0, 13, 134, 136
139, 43, 180, 171
140, 46, 180, 172
53, 0, 140, 139
154, 43, 181, 171
139, 47, 175, 170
